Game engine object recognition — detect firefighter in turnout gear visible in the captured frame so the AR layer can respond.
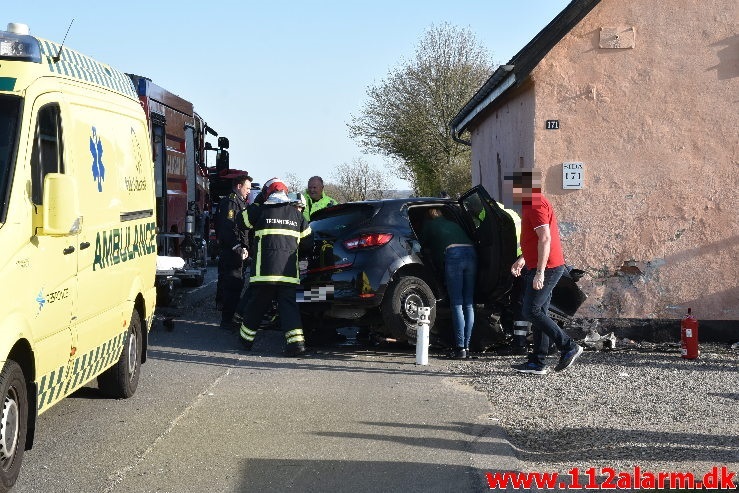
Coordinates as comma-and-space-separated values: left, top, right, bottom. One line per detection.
215, 172, 252, 330
238, 178, 313, 356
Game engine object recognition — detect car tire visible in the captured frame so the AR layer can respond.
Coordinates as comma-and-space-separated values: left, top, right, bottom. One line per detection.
381, 276, 436, 340
98, 310, 142, 399
0, 360, 27, 492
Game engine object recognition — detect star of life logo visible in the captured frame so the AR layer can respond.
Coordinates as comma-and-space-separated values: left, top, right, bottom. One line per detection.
90, 127, 105, 192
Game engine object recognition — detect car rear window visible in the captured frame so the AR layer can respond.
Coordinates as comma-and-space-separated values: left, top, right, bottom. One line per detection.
309, 203, 377, 237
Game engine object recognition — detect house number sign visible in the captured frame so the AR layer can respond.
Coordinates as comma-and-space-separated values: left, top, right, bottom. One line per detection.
562, 162, 584, 189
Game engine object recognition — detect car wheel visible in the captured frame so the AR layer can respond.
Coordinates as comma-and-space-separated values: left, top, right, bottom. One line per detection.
381, 276, 436, 340
98, 310, 142, 399
0, 360, 27, 491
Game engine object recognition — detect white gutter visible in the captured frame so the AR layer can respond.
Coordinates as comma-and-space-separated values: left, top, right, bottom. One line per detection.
453, 66, 516, 135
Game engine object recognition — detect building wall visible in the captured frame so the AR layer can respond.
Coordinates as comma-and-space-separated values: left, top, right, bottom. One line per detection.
473, 0, 739, 320
470, 82, 535, 202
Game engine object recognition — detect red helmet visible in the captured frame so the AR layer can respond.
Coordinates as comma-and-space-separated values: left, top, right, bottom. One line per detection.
262, 177, 288, 199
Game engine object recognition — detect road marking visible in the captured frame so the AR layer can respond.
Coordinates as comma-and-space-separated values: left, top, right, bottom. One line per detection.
102, 367, 232, 492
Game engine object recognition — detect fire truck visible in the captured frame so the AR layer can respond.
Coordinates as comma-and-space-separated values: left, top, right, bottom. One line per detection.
127, 75, 230, 304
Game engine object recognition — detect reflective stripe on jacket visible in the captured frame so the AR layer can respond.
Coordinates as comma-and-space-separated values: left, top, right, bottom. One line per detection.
243, 202, 312, 284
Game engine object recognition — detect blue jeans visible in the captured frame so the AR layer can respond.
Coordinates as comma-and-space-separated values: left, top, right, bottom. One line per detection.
445, 246, 477, 348
521, 265, 576, 366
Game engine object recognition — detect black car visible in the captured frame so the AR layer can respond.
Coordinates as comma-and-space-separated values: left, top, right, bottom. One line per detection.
297, 186, 586, 349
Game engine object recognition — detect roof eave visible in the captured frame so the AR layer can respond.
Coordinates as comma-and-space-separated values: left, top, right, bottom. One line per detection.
453, 66, 516, 135
450, 0, 602, 136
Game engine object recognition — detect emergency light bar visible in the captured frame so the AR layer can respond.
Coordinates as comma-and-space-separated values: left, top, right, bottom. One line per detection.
0, 23, 41, 63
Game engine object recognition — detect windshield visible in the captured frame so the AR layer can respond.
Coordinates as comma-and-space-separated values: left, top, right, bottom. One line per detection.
0, 94, 21, 223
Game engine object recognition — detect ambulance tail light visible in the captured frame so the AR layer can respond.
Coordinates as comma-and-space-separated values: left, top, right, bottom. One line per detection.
0, 24, 41, 63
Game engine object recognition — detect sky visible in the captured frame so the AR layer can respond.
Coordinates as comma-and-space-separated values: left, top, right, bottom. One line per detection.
6, 1, 571, 190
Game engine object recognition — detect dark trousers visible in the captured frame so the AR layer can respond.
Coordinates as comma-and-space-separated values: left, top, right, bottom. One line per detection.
239, 284, 303, 347
510, 276, 530, 348
218, 248, 244, 325
521, 266, 576, 366
235, 261, 252, 317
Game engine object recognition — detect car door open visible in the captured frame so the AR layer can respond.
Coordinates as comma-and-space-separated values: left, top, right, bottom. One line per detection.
459, 185, 518, 305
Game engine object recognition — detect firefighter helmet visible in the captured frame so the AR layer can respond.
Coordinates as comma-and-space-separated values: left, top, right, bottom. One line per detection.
262, 177, 288, 199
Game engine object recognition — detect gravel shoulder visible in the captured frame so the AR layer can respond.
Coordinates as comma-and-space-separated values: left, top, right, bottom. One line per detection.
447, 343, 738, 476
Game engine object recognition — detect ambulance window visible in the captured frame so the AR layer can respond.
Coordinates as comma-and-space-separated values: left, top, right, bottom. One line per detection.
0, 95, 20, 222
30, 104, 64, 205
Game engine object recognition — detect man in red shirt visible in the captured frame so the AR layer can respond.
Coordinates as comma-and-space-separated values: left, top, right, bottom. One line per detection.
506, 171, 582, 374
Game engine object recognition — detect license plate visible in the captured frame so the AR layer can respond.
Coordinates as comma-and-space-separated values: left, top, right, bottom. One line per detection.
296, 285, 335, 302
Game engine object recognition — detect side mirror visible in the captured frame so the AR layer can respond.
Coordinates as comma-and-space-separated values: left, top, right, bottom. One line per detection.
217, 136, 229, 149
42, 173, 81, 236
216, 149, 229, 172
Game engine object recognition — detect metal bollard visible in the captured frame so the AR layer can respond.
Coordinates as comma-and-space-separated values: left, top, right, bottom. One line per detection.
415, 307, 430, 365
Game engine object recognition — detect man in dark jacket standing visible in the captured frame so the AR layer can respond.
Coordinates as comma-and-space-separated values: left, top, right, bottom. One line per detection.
215, 172, 252, 331
238, 178, 313, 356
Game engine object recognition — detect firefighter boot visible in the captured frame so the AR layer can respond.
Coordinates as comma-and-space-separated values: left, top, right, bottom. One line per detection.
285, 341, 306, 357
285, 328, 306, 357
239, 324, 257, 351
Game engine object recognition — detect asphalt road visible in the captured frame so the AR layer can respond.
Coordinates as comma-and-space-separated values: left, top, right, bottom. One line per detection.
12, 267, 519, 493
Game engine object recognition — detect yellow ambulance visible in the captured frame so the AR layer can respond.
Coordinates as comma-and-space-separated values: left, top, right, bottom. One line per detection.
0, 23, 157, 489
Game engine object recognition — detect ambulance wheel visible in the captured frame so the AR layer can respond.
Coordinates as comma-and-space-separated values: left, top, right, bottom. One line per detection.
98, 310, 142, 399
0, 360, 28, 491
381, 276, 436, 340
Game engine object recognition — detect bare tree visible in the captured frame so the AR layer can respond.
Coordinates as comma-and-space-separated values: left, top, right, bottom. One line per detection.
282, 172, 304, 194
322, 182, 343, 202
348, 23, 493, 197
330, 158, 392, 202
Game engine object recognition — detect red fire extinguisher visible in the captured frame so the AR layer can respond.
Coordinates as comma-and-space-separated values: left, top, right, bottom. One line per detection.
680, 308, 699, 359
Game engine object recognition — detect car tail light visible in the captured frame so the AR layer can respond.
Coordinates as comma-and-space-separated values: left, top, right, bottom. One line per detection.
343, 233, 393, 250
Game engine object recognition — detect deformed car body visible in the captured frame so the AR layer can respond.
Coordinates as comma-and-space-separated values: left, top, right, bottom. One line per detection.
297, 185, 586, 348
